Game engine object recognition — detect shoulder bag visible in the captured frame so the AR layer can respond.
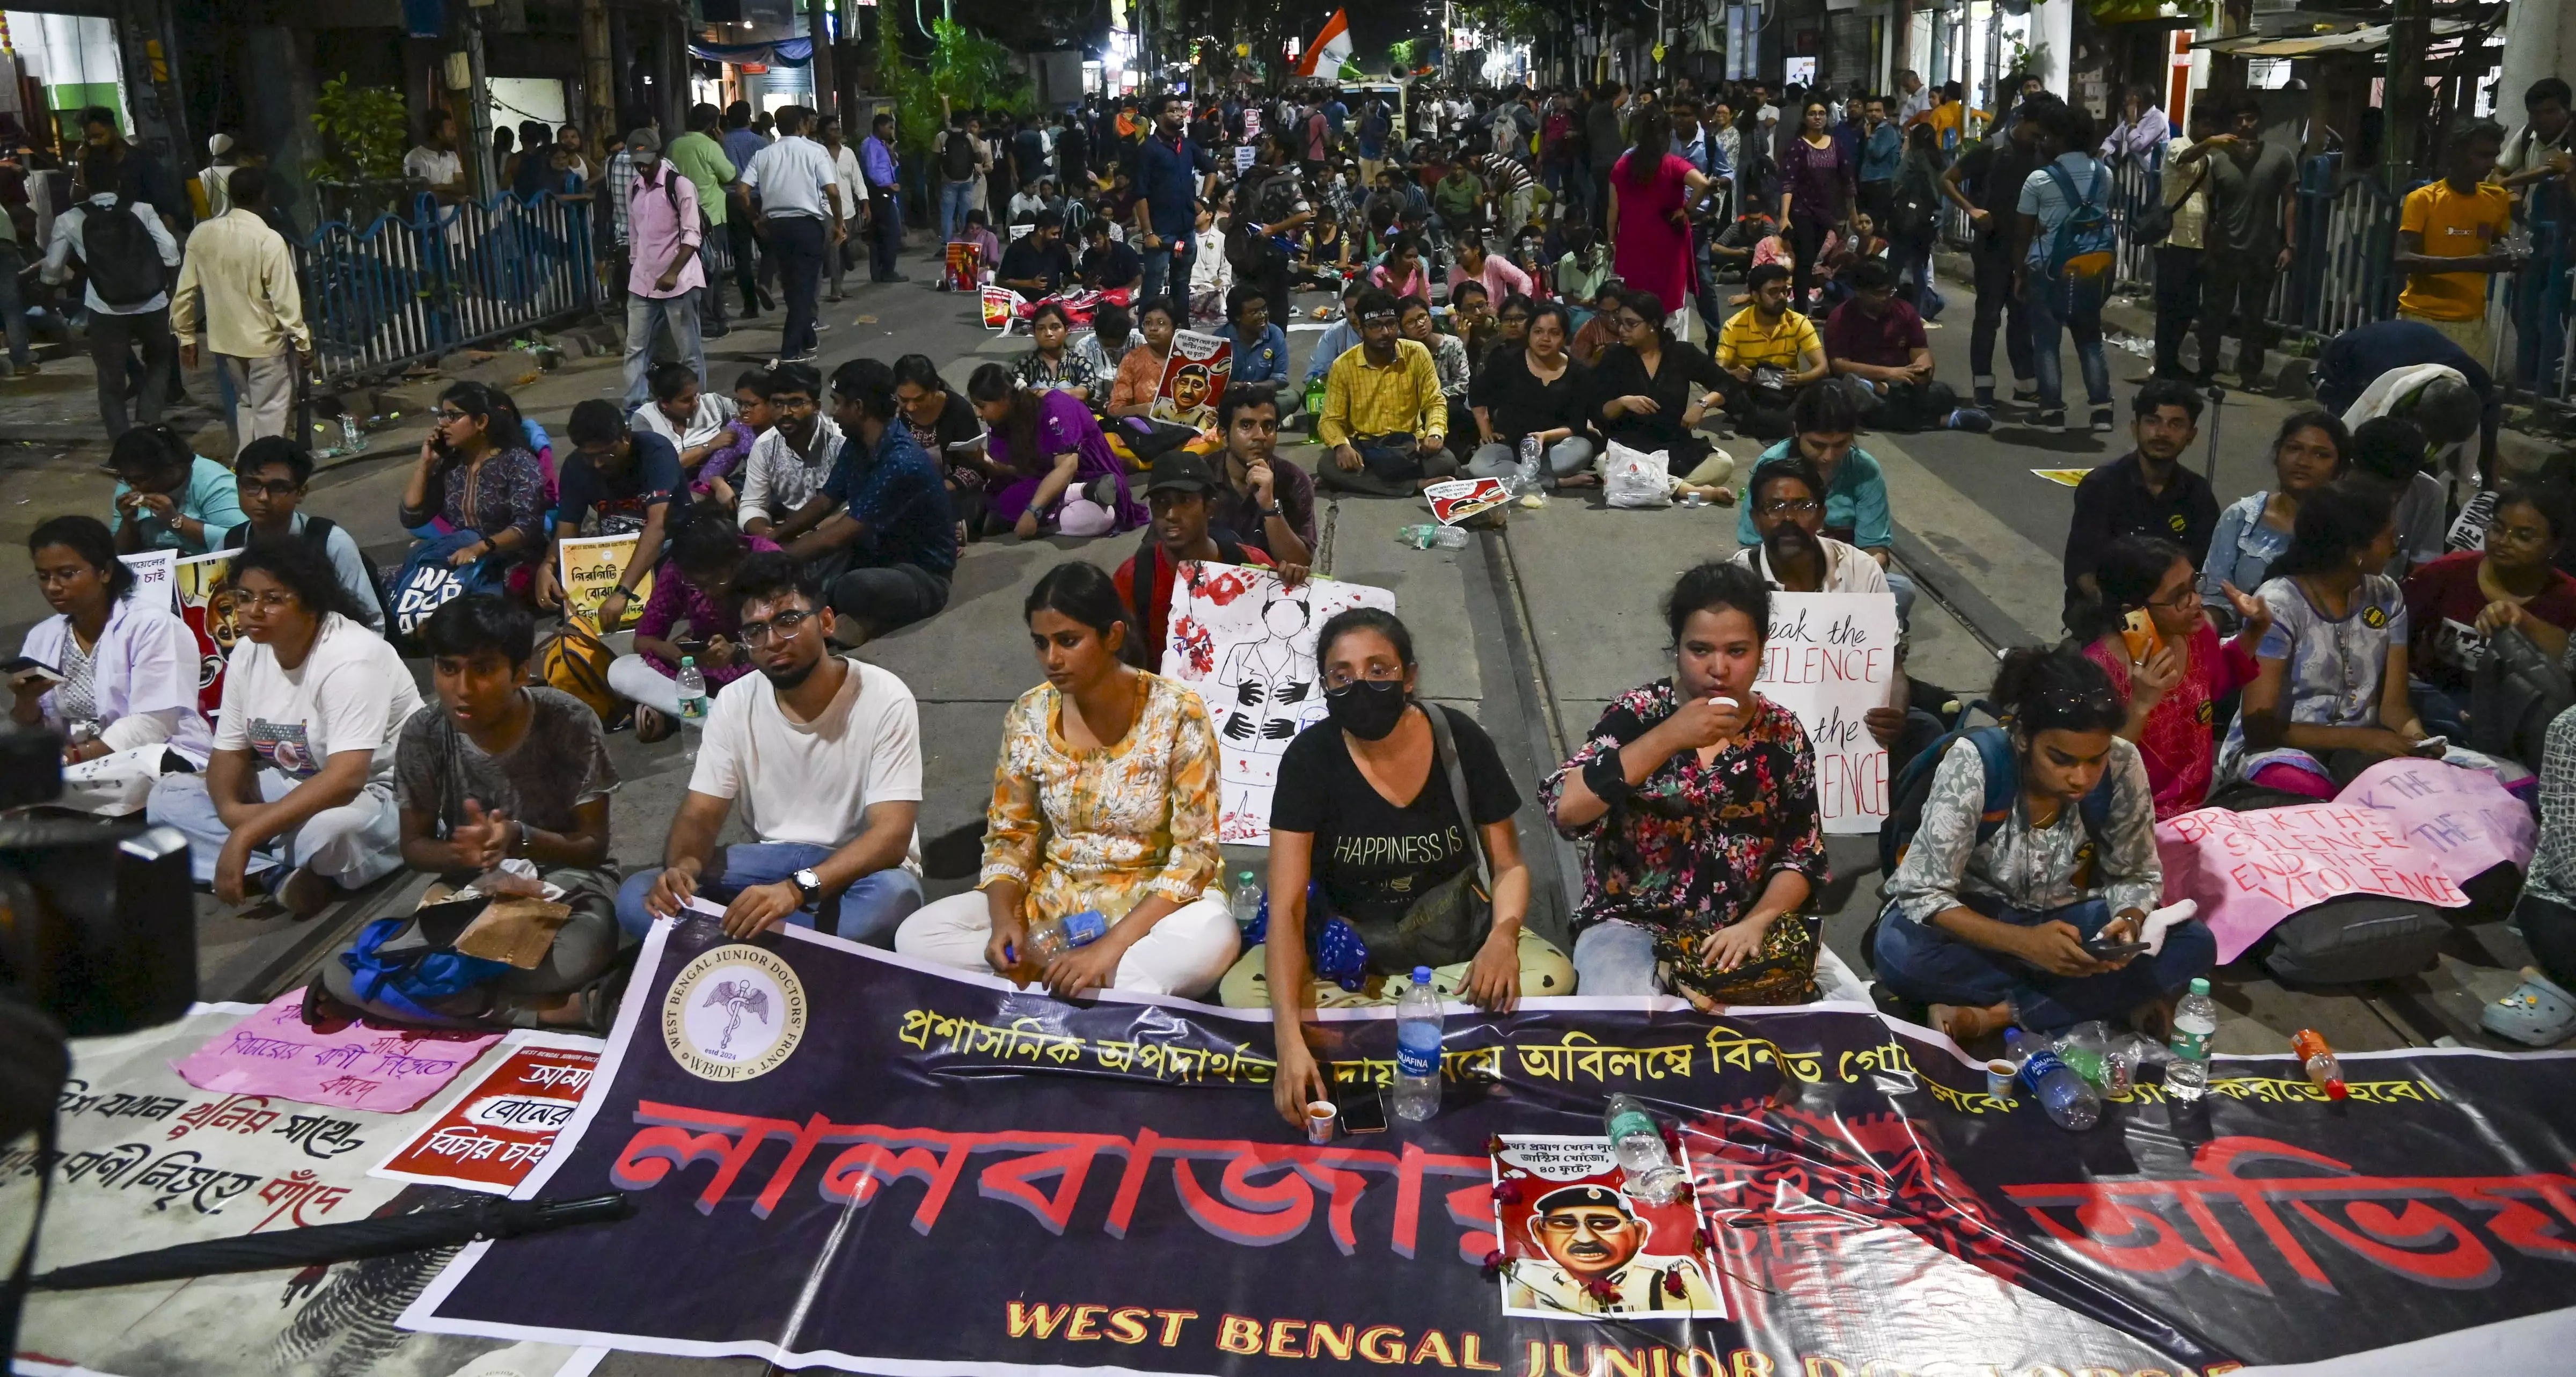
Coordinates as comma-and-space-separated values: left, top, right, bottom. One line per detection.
1311, 704, 1496, 974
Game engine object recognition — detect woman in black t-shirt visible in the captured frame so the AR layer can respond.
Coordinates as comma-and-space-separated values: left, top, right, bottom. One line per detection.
1466, 302, 1598, 488
1228, 608, 1576, 1127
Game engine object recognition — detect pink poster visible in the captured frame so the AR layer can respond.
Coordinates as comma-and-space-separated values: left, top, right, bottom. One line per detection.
2155, 758, 2534, 963
171, 991, 504, 1114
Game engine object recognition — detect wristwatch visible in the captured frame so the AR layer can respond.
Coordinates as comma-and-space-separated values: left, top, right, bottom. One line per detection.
792, 868, 824, 909
1259, 501, 1283, 518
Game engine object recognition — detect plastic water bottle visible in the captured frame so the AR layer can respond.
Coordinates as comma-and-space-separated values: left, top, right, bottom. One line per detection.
2165, 978, 2218, 1102
1509, 434, 1543, 496
2291, 1028, 2348, 1101
1391, 967, 1443, 1121
1021, 909, 1110, 963
675, 657, 708, 761
1396, 524, 1470, 550
1228, 870, 1264, 931
1604, 1093, 1687, 1204
2007, 1028, 2101, 1131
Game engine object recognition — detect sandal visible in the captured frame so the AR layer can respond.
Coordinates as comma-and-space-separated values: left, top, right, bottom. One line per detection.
2482, 968, 2576, 1047
634, 704, 674, 744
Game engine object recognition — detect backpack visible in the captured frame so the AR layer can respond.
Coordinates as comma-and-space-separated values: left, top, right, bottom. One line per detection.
387, 530, 510, 649
939, 130, 978, 184
2468, 627, 2574, 771
1878, 721, 2115, 879
223, 515, 394, 631
81, 196, 165, 309
2038, 162, 2117, 280
1227, 170, 1286, 269
1889, 155, 1942, 239
338, 915, 514, 1024
538, 620, 621, 723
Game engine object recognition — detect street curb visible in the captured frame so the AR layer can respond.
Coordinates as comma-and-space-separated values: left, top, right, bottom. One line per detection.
1889, 522, 2044, 654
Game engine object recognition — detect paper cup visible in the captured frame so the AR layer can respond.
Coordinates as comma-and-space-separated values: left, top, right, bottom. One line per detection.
1987, 1060, 2017, 1102
1305, 1101, 1337, 1144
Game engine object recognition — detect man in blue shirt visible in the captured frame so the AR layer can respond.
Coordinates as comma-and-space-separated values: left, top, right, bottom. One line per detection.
1213, 283, 1299, 420
1133, 92, 1217, 323
779, 358, 956, 643
1857, 97, 1902, 225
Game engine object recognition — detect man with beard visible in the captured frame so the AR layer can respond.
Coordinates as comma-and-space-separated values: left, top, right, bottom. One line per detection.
736, 363, 841, 541
778, 357, 957, 645
618, 548, 926, 945
1735, 453, 1927, 769
1114, 450, 1276, 675
1205, 384, 1314, 575
1504, 1185, 1717, 1315
2061, 380, 2216, 626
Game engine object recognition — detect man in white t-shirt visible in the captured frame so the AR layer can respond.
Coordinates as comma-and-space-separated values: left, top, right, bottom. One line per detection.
735, 362, 841, 537
147, 544, 423, 916
403, 110, 469, 204
618, 550, 924, 943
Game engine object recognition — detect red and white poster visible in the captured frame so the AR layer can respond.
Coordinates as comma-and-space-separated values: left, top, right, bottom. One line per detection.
946, 239, 985, 292
370, 1033, 600, 1193
1425, 476, 1510, 526
1488, 1134, 1724, 1320
980, 285, 1025, 330
1151, 329, 1233, 432
175, 550, 236, 721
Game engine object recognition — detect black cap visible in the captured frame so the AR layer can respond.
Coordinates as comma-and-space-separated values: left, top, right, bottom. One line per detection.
1532, 1184, 1633, 1216
1145, 450, 1219, 497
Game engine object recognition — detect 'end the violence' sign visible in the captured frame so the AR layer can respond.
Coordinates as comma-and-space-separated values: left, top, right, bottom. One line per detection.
1753, 592, 1899, 835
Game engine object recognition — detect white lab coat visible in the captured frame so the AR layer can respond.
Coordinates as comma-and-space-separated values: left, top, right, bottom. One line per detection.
19, 593, 215, 813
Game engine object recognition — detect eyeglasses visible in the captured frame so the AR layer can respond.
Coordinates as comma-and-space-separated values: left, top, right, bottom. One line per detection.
236, 589, 302, 613
1321, 667, 1403, 691
773, 395, 818, 413
434, 407, 472, 424
1613, 315, 1648, 330
737, 606, 816, 645
1756, 498, 1821, 516
2146, 586, 2203, 610
2487, 518, 2551, 545
236, 478, 301, 498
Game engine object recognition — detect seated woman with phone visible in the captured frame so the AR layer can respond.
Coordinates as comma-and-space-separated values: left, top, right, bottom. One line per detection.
11, 515, 214, 814
2077, 535, 2273, 820
1872, 646, 2214, 1041
2220, 480, 2446, 798
609, 507, 777, 742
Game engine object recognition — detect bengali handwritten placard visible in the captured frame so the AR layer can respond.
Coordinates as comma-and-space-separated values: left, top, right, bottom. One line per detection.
1752, 591, 1900, 833
170, 990, 502, 1114
372, 1034, 600, 1193
2156, 758, 2534, 963
558, 531, 651, 635
119, 548, 177, 615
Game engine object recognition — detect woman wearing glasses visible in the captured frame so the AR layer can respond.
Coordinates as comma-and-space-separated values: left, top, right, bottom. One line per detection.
398, 382, 549, 579
12, 514, 213, 814
1231, 608, 1574, 1123
2077, 535, 2273, 819
1591, 288, 1739, 491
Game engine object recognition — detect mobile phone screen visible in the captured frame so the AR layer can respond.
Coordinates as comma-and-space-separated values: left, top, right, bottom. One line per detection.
1338, 1088, 1388, 1134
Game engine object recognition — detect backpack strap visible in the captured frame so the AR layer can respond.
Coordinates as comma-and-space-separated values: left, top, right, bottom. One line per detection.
1421, 704, 1491, 892
1964, 726, 2018, 850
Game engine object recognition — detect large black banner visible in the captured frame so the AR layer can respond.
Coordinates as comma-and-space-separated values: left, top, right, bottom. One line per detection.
406, 919, 2576, 1373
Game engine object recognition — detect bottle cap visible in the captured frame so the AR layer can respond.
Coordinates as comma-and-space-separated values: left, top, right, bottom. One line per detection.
1413, 965, 1434, 985
2324, 1079, 2348, 1100
2189, 977, 2209, 994
680, 655, 695, 667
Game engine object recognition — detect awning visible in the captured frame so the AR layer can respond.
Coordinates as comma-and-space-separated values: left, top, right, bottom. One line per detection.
2192, 17, 2477, 57
687, 37, 814, 67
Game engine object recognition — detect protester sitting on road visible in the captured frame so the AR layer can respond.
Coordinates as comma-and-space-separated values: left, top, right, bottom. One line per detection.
1487, 294, 1534, 371
1569, 280, 1629, 364
2198, 410, 2351, 611
1206, 384, 1315, 573
613, 507, 775, 743
399, 382, 548, 578
1014, 302, 1102, 403
2063, 380, 2216, 627
1449, 227, 1533, 309
2348, 414, 2453, 579
1468, 301, 1597, 487
1713, 264, 1829, 439
148, 536, 422, 917
1735, 384, 1911, 622
735, 363, 841, 543
1874, 645, 2209, 1041
1212, 283, 1297, 418
1400, 293, 1476, 443
967, 362, 1143, 542
1108, 297, 1183, 421
619, 550, 925, 944
106, 424, 240, 556
223, 438, 387, 632
1240, 608, 1574, 1082
323, 594, 623, 1030
1081, 215, 1143, 290
1302, 278, 1376, 390
1821, 259, 1985, 433
1116, 450, 1281, 674
12, 515, 212, 815
996, 210, 1078, 297
1545, 560, 1829, 1006
2402, 483, 2576, 728
1315, 288, 1458, 496
632, 361, 749, 504
2487, 716, 2576, 1046
1369, 231, 1432, 301
536, 399, 682, 632
2222, 480, 2440, 797
1076, 302, 1145, 382
1556, 223, 1611, 310
1592, 288, 1737, 487
895, 561, 1237, 999
2078, 536, 2272, 820
772, 358, 957, 645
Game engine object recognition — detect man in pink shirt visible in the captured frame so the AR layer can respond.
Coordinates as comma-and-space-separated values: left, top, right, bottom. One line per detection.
622, 127, 706, 407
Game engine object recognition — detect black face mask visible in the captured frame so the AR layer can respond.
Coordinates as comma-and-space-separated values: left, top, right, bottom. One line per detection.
1325, 679, 1409, 740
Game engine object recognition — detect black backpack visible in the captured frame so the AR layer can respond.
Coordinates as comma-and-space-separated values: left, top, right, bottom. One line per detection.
1890, 156, 1942, 239
939, 130, 978, 184
2469, 627, 2574, 771
82, 196, 164, 309
1878, 719, 2114, 878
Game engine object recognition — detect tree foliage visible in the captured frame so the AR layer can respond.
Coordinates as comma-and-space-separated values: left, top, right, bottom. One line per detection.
877, 18, 1034, 156
311, 76, 409, 184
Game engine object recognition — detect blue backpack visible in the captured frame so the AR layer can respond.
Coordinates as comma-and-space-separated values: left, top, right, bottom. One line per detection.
1877, 722, 2115, 879
2038, 162, 2117, 281
387, 529, 510, 648
339, 916, 514, 1023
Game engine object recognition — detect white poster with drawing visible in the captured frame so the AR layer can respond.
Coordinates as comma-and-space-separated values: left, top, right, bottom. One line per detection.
1751, 591, 1900, 835
1162, 561, 1396, 845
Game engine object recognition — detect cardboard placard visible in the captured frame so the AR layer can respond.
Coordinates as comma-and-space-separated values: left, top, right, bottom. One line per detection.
119, 548, 177, 614
370, 1034, 600, 1194
174, 550, 236, 722
1751, 591, 1901, 834
557, 531, 651, 635
1426, 476, 1510, 526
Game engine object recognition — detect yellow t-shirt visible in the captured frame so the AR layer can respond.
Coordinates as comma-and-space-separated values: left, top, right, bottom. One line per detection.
2396, 180, 2512, 322
1715, 307, 1821, 373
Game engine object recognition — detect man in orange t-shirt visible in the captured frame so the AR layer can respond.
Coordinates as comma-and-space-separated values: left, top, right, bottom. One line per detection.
2394, 121, 2519, 361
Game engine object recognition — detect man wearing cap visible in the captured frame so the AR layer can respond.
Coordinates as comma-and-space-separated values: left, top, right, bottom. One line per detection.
621, 128, 706, 408
1505, 1184, 1719, 1316
1315, 287, 1455, 497
1115, 450, 1277, 674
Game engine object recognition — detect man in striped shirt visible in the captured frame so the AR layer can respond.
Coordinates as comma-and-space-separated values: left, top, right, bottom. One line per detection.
1478, 152, 1536, 232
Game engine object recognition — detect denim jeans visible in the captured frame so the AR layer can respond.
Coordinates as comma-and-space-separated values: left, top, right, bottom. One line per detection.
1138, 238, 1197, 322
1572, 920, 1660, 996
2024, 268, 2110, 412
615, 841, 924, 945
938, 179, 978, 248
624, 290, 705, 406
1871, 895, 2215, 1032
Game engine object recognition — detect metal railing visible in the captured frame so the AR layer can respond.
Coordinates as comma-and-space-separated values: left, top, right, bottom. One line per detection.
300, 190, 602, 390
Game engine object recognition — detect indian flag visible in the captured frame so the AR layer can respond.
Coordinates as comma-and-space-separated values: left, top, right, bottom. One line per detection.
1292, 9, 1353, 78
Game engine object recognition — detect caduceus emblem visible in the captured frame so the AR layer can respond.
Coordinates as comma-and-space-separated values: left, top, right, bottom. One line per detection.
701, 979, 771, 1053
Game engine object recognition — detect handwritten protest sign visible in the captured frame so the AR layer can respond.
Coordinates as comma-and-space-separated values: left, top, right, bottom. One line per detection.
119, 548, 177, 614
372, 1034, 599, 1193
2158, 758, 2536, 963
1752, 591, 1900, 833
174, 550, 236, 720
1152, 329, 1234, 432
1163, 561, 1396, 844
171, 990, 502, 1114
558, 531, 651, 635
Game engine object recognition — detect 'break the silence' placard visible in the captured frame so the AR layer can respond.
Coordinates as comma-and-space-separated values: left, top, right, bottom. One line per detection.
1752, 591, 1900, 834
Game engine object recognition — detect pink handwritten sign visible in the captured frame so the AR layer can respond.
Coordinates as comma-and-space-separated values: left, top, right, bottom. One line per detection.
2156, 759, 2534, 964
170, 990, 503, 1114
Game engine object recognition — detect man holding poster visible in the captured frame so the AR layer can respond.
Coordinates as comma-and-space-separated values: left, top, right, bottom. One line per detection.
537, 400, 680, 632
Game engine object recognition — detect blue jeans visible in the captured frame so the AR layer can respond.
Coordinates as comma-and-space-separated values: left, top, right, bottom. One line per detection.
938, 180, 978, 249
623, 289, 705, 406
1871, 895, 2215, 1032
1885, 569, 1918, 631
1138, 238, 1196, 319
1572, 920, 1659, 996
616, 842, 924, 946
2024, 269, 2110, 412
